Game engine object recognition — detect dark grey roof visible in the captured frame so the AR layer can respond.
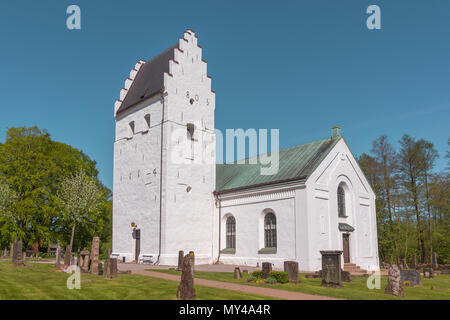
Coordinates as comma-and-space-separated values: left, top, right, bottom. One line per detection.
116, 43, 178, 116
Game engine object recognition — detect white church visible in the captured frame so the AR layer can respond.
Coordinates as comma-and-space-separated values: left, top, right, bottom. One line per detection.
112, 30, 380, 272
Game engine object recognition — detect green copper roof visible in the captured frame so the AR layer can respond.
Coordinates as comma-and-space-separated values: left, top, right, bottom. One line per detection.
216, 137, 341, 193
338, 223, 355, 232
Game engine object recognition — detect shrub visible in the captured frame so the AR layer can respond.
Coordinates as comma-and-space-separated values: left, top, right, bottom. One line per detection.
265, 276, 277, 284
251, 270, 262, 279
269, 271, 289, 284
247, 275, 257, 282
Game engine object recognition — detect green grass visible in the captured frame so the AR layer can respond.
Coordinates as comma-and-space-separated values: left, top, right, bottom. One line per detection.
0, 262, 271, 300
151, 269, 450, 300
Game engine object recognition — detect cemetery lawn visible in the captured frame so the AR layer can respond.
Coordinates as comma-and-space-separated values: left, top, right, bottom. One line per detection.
0, 262, 271, 300
151, 269, 450, 300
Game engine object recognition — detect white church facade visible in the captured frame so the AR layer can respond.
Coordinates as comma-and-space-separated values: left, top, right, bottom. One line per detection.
112, 30, 380, 272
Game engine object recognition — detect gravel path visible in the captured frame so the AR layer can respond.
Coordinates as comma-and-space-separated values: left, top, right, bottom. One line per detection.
118, 264, 341, 300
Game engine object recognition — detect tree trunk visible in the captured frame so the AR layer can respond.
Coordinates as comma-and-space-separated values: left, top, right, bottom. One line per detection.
69, 222, 76, 252
424, 172, 433, 265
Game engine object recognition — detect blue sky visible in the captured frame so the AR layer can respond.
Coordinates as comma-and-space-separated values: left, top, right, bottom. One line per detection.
0, 0, 449, 189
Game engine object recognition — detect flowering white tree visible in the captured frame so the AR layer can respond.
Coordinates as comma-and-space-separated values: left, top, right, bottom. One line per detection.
0, 182, 18, 222
58, 170, 104, 250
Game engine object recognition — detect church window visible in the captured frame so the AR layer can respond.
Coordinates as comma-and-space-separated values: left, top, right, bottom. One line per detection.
264, 212, 277, 248
338, 185, 346, 217
144, 114, 151, 131
226, 216, 236, 249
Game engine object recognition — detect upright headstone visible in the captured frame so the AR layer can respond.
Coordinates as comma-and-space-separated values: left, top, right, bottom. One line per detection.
64, 245, 71, 266
262, 262, 272, 279
177, 250, 184, 271
284, 261, 299, 283
411, 254, 417, 269
109, 258, 118, 278
78, 255, 84, 268
55, 245, 61, 266
176, 254, 196, 300
80, 249, 90, 273
401, 258, 408, 270
90, 237, 100, 275
432, 252, 438, 270
104, 248, 111, 278
423, 267, 434, 278
189, 251, 195, 274
320, 250, 342, 288
400, 269, 421, 287
12, 238, 24, 267
385, 265, 404, 297
341, 270, 351, 282
234, 267, 241, 280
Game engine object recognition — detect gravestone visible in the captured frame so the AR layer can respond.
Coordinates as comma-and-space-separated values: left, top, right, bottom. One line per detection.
411, 254, 417, 269
64, 245, 71, 266
103, 248, 111, 278
262, 262, 272, 279
284, 261, 299, 283
109, 258, 118, 278
90, 237, 100, 275
176, 254, 196, 300
400, 269, 421, 287
432, 252, 438, 270
177, 250, 184, 271
423, 267, 434, 278
385, 265, 404, 297
78, 255, 84, 268
320, 250, 343, 288
55, 245, 61, 266
401, 258, 408, 270
80, 249, 90, 273
242, 270, 249, 275
12, 238, 24, 267
341, 270, 351, 282
234, 267, 241, 280
189, 251, 195, 274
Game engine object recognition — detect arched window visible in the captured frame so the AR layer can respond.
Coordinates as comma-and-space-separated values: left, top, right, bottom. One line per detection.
264, 212, 277, 248
226, 216, 236, 249
338, 185, 346, 217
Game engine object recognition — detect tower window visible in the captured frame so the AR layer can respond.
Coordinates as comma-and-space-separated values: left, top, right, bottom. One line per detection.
128, 121, 135, 137
144, 114, 151, 131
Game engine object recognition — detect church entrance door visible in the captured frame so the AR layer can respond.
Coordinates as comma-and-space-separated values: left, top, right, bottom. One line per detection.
342, 233, 350, 263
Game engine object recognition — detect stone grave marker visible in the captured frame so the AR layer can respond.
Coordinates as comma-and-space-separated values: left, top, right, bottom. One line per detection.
411, 254, 417, 269
90, 237, 100, 275
64, 245, 71, 266
234, 267, 241, 280
177, 250, 184, 271
423, 267, 434, 278
320, 250, 343, 288
80, 249, 90, 273
103, 248, 111, 278
341, 270, 351, 282
262, 262, 272, 279
189, 251, 195, 274
242, 270, 248, 275
400, 269, 421, 287
55, 245, 61, 266
12, 238, 24, 267
284, 261, 299, 283
401, 258, 408, 270
432, 252, 438, 270
385, 264, 404, 297
176, 254, 196, 300
109, 258, 118, 278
